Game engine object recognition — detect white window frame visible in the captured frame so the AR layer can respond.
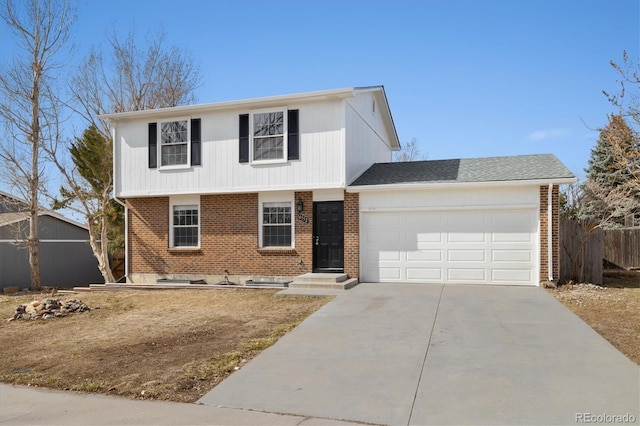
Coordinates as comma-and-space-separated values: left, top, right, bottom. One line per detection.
159, 117, 191, 169
258, 192, 295, 248
250, 108, 288, 165
169, 195, 200, 248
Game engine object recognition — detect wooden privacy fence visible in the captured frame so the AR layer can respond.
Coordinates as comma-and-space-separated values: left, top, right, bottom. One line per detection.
559, 219, 603, 285
603, 228, 640, 270
110, 251, 125, 281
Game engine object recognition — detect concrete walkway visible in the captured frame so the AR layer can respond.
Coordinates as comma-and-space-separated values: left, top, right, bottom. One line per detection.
199, 283, 640, 425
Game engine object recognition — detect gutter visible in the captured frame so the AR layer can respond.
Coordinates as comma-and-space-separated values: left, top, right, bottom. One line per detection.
347, 177, 577, 192
548, 183, 554, 282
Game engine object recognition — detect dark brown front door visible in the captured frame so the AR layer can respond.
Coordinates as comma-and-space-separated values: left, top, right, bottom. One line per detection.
313, 201, 344, 272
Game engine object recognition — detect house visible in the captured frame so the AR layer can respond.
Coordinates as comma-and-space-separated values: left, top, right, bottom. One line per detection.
100, 86, 575, 287
0, 191, 104, 290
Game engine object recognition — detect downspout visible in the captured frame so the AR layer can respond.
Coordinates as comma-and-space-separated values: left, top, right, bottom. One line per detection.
548, 183, 553, 282
109, 122, 128, 283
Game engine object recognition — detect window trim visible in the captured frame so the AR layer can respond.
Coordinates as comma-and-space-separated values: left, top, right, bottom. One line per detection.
169, 195, 200, 249
258, 192, 295, 248
250, 108, 288, 165
159, 117, 191, 170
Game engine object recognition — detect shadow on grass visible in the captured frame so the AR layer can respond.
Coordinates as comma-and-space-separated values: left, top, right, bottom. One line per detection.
603, 269, 640, 288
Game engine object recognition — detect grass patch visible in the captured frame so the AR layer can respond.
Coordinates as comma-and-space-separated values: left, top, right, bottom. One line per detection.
0, 289, 330, 402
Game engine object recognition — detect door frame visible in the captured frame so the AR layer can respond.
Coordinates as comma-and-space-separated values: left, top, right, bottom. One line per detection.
312, 201, 345, 273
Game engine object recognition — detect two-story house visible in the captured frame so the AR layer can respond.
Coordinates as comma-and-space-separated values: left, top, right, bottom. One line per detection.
100, 86, 575, 287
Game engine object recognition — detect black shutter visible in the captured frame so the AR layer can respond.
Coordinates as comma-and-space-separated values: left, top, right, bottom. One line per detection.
148, 122, 157, 168
191, 118, 201, 166
287, 109, 299, 160
239, 114, 249, 163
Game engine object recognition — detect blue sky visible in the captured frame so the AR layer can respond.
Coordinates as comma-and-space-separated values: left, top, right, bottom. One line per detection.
5, 0, 640, 181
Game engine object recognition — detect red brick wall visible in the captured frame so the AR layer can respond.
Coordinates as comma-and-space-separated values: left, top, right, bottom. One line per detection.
539, 185, 560, 282
127, 192, 315, 279
344, 191, 359, 279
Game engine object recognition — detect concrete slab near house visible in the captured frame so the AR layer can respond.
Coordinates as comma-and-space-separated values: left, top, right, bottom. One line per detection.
199, 283, 640, 425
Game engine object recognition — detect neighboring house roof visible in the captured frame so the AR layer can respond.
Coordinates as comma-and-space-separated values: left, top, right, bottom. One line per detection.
0, 190, 88, 230
0, 212, 26, 227
349, 154, 576, 188
98, 86, 401, 150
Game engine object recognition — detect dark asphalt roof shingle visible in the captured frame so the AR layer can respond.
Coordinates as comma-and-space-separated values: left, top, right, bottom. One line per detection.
350, 154, 575, 186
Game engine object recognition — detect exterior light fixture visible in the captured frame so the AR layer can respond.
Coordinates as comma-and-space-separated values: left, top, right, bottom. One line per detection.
296, 199, 304, 213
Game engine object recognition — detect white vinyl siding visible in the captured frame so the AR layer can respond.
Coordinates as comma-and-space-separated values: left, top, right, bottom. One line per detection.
345, 93, 394, 185
114, 100, 346, 197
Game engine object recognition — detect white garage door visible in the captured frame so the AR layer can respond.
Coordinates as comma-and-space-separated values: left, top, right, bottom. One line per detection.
361, 209, 538, 285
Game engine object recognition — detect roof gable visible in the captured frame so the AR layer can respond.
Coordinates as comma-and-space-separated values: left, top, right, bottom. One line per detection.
350, 154, 576, 187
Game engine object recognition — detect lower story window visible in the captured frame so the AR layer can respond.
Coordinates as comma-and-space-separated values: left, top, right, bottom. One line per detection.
262, 202, 292, 247
173, 205, 199, 247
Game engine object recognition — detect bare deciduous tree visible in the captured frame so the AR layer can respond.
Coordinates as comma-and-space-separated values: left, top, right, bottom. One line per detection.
393, 137, 427, 162
46, 28, 202, 283
0, 0, 74, 290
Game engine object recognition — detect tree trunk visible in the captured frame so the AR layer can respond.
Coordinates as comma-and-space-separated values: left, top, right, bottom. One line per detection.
86, 207, 115, 283
29, 46, 42, 291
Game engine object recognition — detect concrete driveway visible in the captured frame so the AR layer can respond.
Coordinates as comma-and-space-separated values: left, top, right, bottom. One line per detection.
199, 283, 640, 425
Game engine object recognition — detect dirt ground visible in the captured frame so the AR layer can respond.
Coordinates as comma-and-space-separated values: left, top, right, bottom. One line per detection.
548, 270, 640, 365
0, 288, 330, 402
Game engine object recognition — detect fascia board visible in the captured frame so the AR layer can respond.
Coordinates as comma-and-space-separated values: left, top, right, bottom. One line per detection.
98, 88, 357, 121
347, 177, 578, 192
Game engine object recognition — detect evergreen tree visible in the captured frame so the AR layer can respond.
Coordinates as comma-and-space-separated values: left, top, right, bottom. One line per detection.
581, 114, 640, 227
54, 125, 122, 283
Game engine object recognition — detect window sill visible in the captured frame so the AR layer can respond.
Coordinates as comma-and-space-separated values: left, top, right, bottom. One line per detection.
168, 247, 202, 253
258, 247, 296, 255
159, 164, 192, 171
251, 159, 288, 166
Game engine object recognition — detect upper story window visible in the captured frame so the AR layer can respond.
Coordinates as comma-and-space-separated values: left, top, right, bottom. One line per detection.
161, 120, 189, 166
148, 118, 201, 169
239, 110, 298, 164
253, 112, 284, 161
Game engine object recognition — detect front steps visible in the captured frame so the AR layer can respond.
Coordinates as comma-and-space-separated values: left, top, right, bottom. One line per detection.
287, 273, 358, 290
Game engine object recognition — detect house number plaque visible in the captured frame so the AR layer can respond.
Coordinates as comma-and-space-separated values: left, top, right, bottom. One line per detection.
297, 214, 309, 223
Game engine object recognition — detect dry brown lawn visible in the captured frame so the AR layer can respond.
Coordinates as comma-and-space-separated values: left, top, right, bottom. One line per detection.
549, 270, 640, 365
0, 289, 330, 402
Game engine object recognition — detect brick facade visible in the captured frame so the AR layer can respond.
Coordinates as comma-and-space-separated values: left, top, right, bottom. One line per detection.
343, 191, 359, 278
127, 191, 360, 283
539, 184, 560, 283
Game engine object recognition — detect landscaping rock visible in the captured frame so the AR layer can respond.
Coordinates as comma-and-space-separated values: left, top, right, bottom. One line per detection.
9, 298, 90, 321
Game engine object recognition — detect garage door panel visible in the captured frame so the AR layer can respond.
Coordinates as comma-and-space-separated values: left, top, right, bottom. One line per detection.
406, 268, 442, 280
416, 232, 443, 244
448, 268, 486, 281
360, 208, 537, 286
379, 267, 402, 280
492, 232, 532, 243
492, 249, 532, 262
407, 250, 442, 262
448, 249, 486, 262
448, 232, 486, 243
379, 250, 402, 261
406, 213, 443, 229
